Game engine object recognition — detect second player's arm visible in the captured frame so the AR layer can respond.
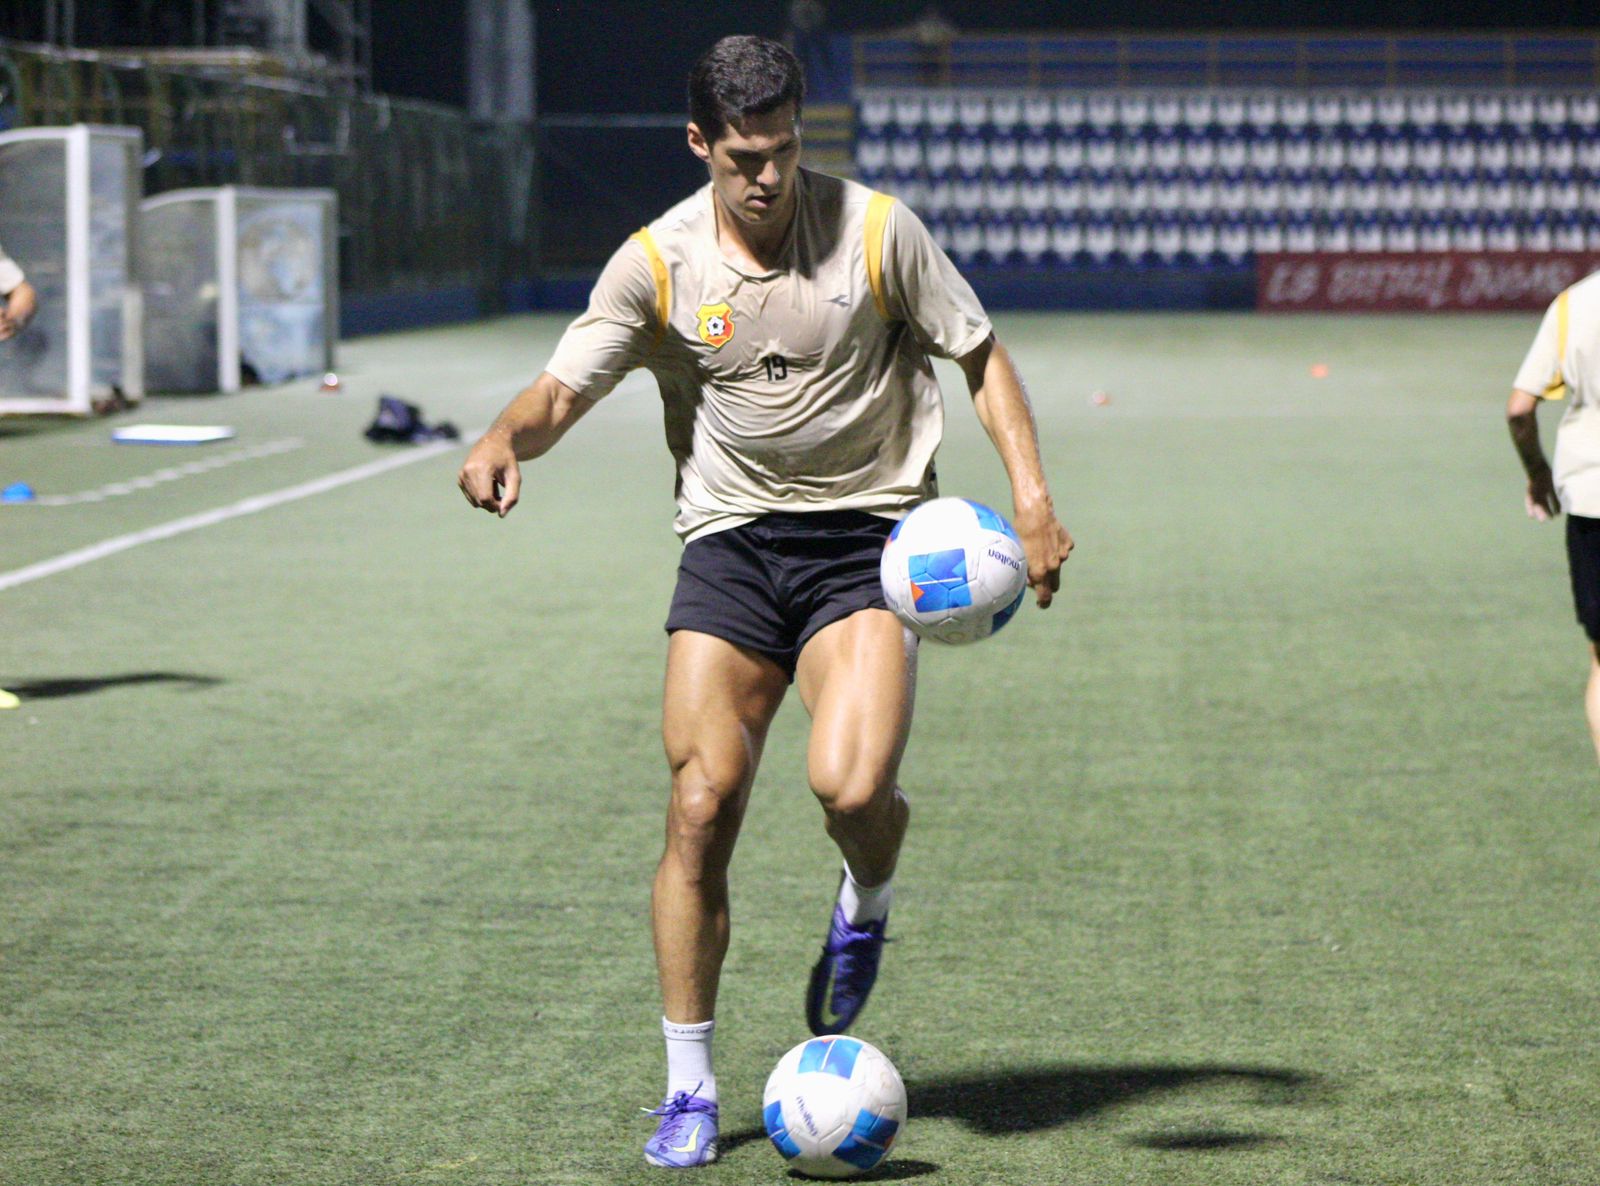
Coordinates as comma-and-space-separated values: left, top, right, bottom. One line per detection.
958, 334, 1074, 606
0, 280, 36, 340
458, 371, 596, 517
1506, 387, 1559, 522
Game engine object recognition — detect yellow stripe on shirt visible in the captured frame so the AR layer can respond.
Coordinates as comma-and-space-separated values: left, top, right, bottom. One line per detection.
1544, 287, 1570, 400
630, 227, 671, 346
864, 192, 895, 321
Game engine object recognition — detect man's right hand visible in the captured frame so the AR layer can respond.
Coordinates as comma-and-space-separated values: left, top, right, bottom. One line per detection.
458, 432, 522, 518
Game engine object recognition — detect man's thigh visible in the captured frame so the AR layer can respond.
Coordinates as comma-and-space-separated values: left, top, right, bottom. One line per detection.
794, 609, 917, 796
662, 630, 790, 789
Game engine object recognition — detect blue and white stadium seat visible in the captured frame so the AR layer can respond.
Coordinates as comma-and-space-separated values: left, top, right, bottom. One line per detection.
856, 86, 1600, 265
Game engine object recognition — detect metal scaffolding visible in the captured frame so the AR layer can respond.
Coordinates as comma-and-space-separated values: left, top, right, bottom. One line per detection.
30, 0, 373, 93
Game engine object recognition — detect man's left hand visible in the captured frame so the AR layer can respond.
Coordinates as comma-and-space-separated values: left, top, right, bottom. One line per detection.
1013, 504, 1073, 608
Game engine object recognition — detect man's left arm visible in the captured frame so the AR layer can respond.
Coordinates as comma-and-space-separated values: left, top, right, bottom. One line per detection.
1507, 387, 1560, 521
957, 334, 1074, 607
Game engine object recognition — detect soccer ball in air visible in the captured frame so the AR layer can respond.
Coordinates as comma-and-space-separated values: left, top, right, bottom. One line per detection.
880, 497, 1028, 644
763, 1035, 907, 1179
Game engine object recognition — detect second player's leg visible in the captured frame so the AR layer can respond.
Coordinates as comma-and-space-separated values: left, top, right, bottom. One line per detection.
1586, 644, 1600, 765
795, 608, 916, 885
655, 630, 789, 1023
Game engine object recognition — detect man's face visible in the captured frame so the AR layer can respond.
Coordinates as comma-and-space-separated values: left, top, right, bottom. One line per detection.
688, 102, 802, 230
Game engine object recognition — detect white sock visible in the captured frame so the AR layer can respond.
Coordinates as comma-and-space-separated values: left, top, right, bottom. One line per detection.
662, 1017, 716, 1103
839, 862, 893, 925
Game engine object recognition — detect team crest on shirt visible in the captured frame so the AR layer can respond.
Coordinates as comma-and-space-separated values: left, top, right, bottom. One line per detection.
696, 302, 736, 349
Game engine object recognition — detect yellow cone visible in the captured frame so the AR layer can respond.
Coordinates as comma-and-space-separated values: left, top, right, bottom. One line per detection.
0, 689, 19, 710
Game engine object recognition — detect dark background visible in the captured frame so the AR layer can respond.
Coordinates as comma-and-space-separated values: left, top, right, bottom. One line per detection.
3, 2, 1595, 112
428, 1, 1598, 113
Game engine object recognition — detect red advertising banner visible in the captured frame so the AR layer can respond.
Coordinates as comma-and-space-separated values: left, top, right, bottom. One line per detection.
1257, 252, 1600, 312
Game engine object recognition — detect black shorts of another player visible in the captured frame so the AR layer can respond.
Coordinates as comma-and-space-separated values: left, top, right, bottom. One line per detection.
1568, 514, 1600, 643
665, 510, 900, 680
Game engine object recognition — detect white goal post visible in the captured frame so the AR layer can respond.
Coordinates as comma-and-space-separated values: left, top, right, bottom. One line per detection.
0, 124, 144, 415
142, 186, 338, 394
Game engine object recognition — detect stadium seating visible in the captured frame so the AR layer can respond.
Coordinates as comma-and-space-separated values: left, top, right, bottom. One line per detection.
854, 87, 1600, 265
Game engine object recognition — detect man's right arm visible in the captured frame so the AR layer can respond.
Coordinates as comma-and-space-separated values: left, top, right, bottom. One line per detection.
457, 371, 596, 518
1506, 387, 1559, 522
458, 235, 659, 518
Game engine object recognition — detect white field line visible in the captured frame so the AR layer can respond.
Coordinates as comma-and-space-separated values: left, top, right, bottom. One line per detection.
15, 437, 307, 506
0, 439, 460, 593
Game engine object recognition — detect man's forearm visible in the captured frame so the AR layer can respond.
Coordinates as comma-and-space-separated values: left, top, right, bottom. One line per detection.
971, 342, 1055, 512
1508, 411, 1550, 480
489, 373, 589, 461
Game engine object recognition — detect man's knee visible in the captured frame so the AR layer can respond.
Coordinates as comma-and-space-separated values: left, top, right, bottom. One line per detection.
809, 759, 897, 819
666, 747, 752, 843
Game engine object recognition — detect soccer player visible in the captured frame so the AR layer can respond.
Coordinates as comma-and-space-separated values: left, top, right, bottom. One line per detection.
458, 35, 1073, 1168
0, 240, 36, 342
0, 240, 35, 711
1508, 271, 1600, 761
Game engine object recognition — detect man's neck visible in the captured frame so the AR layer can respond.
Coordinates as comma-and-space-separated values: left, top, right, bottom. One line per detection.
713, 189, 796, 273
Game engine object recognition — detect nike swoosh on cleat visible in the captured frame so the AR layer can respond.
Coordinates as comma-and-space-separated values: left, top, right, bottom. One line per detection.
825, 294, 849, 306
819, 972, 849, 1029
669, 1122, 702, 1154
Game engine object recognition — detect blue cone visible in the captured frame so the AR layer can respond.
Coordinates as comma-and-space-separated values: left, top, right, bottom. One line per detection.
1, 482, 36, 503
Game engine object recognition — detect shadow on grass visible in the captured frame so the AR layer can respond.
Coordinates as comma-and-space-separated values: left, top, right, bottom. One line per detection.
3, 672, 224, 700
719, 1062, 1318, 1168
1130, 1128, 1286, 1150
910, 1063, 1320, 1135
718, 1120, 939, 1179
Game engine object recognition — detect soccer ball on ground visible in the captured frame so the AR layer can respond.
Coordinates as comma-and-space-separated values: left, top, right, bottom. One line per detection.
762, 1034, 907, 1179
880, 496, 1028, 644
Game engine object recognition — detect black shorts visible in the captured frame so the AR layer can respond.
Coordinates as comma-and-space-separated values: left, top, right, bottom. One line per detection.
1568, 514, 1600, 642
665, 510, 897, 679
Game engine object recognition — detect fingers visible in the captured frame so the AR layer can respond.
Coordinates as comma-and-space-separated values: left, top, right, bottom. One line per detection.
457, 439, 522, 518
1525, 486, 1560, 522
1028, 525, 1073, 608
457, 466, 494, 513
498, 462, 521, 517
1031, 571, 1054, 609
458, 463, 506, 515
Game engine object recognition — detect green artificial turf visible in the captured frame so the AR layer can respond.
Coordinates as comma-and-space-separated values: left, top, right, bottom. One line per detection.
2, 311, 1596, 1185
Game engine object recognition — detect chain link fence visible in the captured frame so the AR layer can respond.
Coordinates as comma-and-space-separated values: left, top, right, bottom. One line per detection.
0, 41, 537, 311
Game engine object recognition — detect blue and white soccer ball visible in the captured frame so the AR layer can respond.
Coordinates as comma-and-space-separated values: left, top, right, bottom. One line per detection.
880, 497, 1029, 644
763, 1035, 907, 1179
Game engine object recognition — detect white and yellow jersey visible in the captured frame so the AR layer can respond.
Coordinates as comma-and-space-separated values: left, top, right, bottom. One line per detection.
1517, 270, 1600, 516
545, 169, 992, 541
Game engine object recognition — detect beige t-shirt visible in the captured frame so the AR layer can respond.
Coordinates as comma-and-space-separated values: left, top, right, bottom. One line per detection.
0, 241, 24, 295
1516, 270, 1600, 517
545, 169, 992, 541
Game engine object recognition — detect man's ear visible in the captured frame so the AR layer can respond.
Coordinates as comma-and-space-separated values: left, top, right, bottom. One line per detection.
686, 122, 712, 164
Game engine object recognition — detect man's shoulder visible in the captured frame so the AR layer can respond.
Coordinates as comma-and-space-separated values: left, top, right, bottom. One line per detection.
645, 185, 712, 246
802, 169, 881, 216
1570, 269, 1600, 304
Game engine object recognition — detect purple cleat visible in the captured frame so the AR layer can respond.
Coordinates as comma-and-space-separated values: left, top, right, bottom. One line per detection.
643, 1087, 719, 1168
806, 905, 889, 1036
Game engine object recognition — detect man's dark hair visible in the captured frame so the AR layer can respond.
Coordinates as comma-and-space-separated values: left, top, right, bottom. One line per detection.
688, 35, 805, 146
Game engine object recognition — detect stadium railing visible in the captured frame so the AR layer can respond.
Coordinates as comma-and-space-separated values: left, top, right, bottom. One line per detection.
852, 31, 1600, 90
